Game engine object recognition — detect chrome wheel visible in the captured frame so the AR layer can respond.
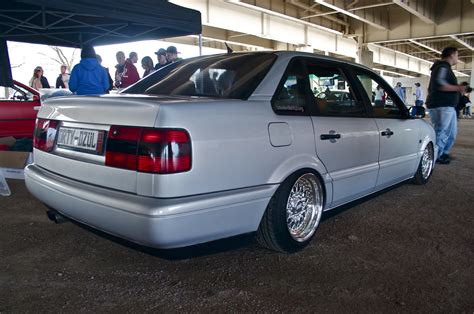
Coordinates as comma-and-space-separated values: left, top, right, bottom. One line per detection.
421, 145, 434, 180
286, 173, 323, 242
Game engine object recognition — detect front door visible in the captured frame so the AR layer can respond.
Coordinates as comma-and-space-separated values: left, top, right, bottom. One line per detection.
0, 83, 38, 138
352, 69, 421, 189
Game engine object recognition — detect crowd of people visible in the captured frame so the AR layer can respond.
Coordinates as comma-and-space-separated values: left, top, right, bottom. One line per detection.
29, 45, 182, 95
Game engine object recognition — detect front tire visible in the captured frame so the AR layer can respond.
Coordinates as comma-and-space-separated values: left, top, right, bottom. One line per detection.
256, 171, 324, 253
413, 143, 434, 185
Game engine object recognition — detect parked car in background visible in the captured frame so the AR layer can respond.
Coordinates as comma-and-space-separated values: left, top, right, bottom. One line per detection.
0, 80, 40, 138
25, 52, 436, 253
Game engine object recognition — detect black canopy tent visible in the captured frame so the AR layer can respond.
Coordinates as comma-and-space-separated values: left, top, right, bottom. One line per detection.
0, 0, 202, 86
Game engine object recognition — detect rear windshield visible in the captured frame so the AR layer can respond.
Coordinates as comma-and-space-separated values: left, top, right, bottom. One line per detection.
126, 53, 277, 100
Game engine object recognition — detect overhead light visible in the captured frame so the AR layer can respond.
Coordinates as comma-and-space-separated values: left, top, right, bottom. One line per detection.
313, 0, 388, 30
373, 68, 415, 78
225, 0, 342, 35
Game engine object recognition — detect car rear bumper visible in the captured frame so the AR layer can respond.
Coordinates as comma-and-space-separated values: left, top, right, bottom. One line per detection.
25, 164, 277, 248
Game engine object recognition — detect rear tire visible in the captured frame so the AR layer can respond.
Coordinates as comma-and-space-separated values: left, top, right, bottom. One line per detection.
256, 171, 324, 253
413, 143, 434, 185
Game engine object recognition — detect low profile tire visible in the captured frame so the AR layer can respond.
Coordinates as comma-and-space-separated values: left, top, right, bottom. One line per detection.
256, 171, 324, 253
413, 143, 434, 185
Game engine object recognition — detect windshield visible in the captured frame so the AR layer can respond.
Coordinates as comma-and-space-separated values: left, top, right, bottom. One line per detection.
127, 53, 277, 100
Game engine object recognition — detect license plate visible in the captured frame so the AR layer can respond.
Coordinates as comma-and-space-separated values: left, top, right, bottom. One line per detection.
57, 127, 104, 154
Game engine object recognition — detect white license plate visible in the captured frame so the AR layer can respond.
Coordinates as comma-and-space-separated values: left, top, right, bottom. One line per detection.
57, 127, 104, 154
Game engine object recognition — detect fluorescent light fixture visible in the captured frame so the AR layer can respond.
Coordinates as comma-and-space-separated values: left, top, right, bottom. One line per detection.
373, 68, 415, 78
225, 0, 343, 35
313, 0, 388, 30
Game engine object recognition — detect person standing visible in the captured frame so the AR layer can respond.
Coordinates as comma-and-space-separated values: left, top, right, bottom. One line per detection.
96, 54, 114, 92
412, 82, 424, 116
394, 82, 406, 104
114, 51, 126, 88
29, 67, 43, 90
426, 47, 467, 164
459, 87, 472, 118
55, 65, 70, 89
141, 56, 155, 77
154, 48, 168, 70
165, 46, 182, 63
374, 85, 384, 107
121, 51, 140, 88
69, 45, 109, 95
32, 66, 50, 88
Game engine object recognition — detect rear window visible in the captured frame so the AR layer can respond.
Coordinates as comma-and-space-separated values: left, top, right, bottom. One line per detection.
127, 53, 277, 100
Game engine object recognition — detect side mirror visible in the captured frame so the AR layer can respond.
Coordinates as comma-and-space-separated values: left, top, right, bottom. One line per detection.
409, 106, 426, 119
32, 94, 40, 102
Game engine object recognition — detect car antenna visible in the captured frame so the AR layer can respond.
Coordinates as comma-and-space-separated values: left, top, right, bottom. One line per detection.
225, 42, 233, 54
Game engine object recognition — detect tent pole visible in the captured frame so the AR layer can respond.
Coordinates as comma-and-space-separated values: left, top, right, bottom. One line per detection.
198, 34, 202, 56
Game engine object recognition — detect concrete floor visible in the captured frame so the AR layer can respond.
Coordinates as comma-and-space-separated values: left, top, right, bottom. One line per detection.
1, 120, 473, 312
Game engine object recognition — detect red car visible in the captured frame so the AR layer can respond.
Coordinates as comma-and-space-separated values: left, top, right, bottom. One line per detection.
0, 80, 40, 138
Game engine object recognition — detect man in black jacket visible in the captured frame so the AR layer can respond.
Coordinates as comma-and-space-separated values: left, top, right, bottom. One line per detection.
426, 47, 467, 164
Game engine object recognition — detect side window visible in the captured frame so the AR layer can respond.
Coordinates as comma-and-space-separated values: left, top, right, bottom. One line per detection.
272, 60, 308, 114
353, 70, 406, 119
0, 86, 29, 102
306, 63, 366, 117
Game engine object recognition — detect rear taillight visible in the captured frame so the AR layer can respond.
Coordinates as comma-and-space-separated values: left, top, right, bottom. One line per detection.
105, 126, 192, 174
33, 119, 59, 152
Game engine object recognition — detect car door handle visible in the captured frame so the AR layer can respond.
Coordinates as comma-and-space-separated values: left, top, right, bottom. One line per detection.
381, 129, 394, 137
320, 133, 341, 140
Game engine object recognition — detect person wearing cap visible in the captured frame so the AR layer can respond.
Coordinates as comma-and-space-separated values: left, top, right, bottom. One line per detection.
154, 48, 168, 70
121, 51, 140, 88
165, 46, 182, 63
69, 45, 109, 95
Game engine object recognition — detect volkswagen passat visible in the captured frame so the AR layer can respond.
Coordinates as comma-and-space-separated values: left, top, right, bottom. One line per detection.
25, 52, 436, 253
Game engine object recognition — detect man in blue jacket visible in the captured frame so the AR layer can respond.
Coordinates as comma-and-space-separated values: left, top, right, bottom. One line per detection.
69, 45, 109, 95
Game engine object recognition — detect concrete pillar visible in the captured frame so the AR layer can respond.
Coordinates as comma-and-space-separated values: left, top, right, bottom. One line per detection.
357, 46, 374, 68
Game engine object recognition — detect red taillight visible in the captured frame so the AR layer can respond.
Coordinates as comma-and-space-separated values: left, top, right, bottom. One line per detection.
33, 119, 58, 152
105, 126, 192, 174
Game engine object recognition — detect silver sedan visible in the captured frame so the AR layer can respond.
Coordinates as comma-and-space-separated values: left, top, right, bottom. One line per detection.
25, 51, 436, 253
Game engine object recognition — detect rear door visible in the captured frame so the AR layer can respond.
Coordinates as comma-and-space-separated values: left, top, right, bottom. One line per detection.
350, 68, 421, 189
304, 59, 380, 207
0, 82, 39, 138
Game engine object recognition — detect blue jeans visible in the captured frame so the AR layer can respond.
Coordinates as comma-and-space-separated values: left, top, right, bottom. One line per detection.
429, 107, 457, 159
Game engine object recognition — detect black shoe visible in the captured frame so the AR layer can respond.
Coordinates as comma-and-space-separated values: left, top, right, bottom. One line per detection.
437, 154, 451, 164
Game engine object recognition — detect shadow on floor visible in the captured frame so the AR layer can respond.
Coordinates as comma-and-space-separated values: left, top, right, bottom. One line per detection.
59, 181, 408, 260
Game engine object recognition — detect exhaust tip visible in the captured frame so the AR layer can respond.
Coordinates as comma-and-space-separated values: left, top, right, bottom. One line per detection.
46, 209, 68, 224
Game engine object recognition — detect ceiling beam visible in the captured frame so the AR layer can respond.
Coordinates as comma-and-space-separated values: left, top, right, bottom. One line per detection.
449, 35, 474, 51
312, 0, 389, 30
392, 0, 435, 24
408, 39, 441, 54
300, 2, 394, 19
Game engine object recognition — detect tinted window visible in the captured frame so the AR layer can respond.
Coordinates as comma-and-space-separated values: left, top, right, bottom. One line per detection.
136, 53, 276, 100
272, 60, 308, 114
353, 70, 407, 119
307, 63, 366, 117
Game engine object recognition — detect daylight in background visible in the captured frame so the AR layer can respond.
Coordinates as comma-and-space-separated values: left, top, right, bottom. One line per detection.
8, 40, 226, 86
